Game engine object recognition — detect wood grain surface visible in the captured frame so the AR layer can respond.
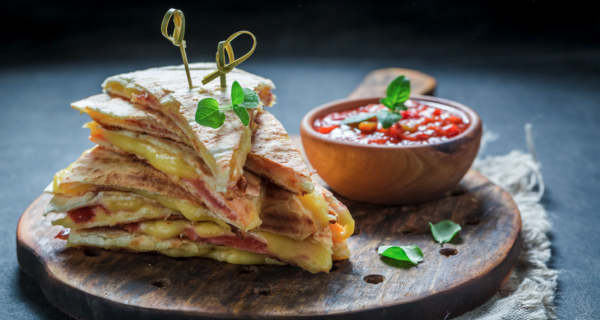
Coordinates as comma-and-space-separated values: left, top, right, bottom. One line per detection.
349, 68, 437, 98
17, 68, 521, 320
17, 170, 521, 320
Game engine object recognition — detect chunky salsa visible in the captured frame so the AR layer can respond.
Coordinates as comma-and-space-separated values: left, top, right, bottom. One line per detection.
313, 100, 469, 145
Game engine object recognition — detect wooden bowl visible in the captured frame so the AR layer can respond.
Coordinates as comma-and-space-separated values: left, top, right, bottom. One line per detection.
300, 95, 482, 205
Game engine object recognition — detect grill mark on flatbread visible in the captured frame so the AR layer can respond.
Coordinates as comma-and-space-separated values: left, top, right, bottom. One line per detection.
245, 111, 314, 195
61, 147, 201, 205
258, 183, 319, 241
76, 94, 311, 195
102, 63, 274, 190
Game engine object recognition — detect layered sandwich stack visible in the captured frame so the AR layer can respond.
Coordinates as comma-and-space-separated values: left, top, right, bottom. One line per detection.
44, 63, 354, 273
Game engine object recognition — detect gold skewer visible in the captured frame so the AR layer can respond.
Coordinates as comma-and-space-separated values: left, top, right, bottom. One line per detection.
161, 8, 193, 89
202, 31, 257, 88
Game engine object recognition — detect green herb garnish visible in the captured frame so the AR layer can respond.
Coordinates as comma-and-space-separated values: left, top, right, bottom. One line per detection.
377, 245, 423, 264
429, 220, 462, 245
195, 80, 260, 128
341, 75, 410, 129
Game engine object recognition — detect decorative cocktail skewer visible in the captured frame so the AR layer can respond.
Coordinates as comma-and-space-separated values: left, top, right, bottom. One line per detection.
161, 8, 193, 89
202, 31, 256, 88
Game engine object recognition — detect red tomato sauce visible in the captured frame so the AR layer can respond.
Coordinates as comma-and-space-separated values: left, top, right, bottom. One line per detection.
67, 206, 96, 223
313, 100, 470, 145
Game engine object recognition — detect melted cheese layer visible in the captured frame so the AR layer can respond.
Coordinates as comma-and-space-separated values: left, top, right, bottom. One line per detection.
87, 122, 333, 231
88, 122, 200, 179
131, 219, 332, 272
127, 189, 226, 227
298, 187, 332, 227
255, 231, 333, 272
67, 226, 282, 265
201, 247, 284, 265
137, 220, 230, 239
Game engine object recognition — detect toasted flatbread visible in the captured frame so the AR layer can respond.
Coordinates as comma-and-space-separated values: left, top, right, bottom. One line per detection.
65, 220, 333, 273
102, 63, 276, 191
49, 146, 263, 231
72, 94, 313, 194
48, 146, 341, 240
246, 111, 313, 194
43, 191, 232, 229
72, 94, 189, 144
85, 122, 336, 238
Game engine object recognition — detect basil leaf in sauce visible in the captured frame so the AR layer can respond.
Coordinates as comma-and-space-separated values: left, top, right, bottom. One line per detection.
378, 245, 423, 264
340, 112, 379, 125
195, 98, 225, 129
381, 75, 411, 111
429, 220, 462, 245
377, 110, 402, 129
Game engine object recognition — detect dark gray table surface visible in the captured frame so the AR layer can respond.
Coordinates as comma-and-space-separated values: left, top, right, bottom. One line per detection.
1, 48, 598, 319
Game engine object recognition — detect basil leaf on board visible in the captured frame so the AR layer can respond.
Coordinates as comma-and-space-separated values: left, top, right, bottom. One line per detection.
231, 81, 244, 105
239, 87, 260, 109
378, 245, 423, 264
377, 110, 402, 129
429, 220, 462, 244
383, 75, 411, 110
195, 98, 225, 129
340, 112, 379, 125
233, 105, 249, 126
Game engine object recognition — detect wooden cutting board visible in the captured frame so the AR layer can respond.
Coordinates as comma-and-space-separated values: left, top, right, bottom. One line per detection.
17, 68, 521, 320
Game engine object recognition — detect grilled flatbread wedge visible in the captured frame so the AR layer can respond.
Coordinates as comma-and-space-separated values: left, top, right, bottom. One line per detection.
245, 111, 314, 195
72, 94, 189, 144
102, 63, 276, 191
84, 122, 336, 239
72, 94, 313, 195
47, 147, 350, 241
64, 224, 348, 273
47, 191, 350, 273
47, 146, 264, 231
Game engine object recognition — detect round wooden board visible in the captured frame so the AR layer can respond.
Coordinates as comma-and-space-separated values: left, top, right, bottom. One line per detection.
17, 170, 521, 320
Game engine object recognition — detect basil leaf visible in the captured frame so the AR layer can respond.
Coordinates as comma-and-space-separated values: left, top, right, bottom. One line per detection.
380, 98, 408, 111
340, 112, 378, 125
377, 110, 402, 129
384, 75, 411, 110
429, 220, 462, 244
378, 245, 423, 264
195, 98, 225, 129
231, 81, 244, 105
233, 105, 249, 126
239, 87, 260, 109
380, 97, 396, 111
395, 102, 408, 111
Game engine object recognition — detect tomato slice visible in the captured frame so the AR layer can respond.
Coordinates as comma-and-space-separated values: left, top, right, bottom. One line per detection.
358, 121, 377, 133
318, 125, 339, 134
443, 124, 460, 137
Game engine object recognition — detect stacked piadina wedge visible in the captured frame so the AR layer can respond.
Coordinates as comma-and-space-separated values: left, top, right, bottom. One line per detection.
44, 63, 354, 273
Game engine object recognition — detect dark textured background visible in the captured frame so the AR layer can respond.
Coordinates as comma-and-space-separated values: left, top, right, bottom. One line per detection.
1, 1, 598, 319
